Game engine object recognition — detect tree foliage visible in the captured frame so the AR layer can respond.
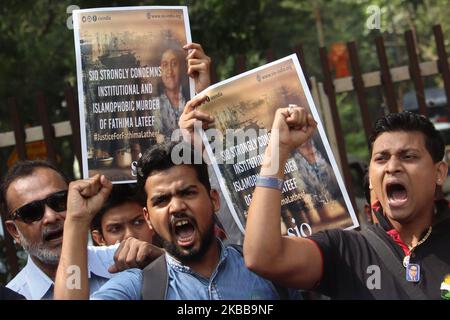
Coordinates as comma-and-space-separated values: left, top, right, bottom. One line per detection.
0, 0, 449, 171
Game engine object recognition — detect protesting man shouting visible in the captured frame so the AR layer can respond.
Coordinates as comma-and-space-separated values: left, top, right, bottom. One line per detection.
244, 107, 450, 299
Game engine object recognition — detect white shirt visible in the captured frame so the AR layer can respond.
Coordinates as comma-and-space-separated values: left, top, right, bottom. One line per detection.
6, 245, 118, 300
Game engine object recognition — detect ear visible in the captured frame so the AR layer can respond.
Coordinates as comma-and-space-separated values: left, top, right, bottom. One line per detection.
209, 189, 220, 213
91, 230, 107, 246
142, 207, 153, 230
5, 220, 21, 245
435, 161, 448, 186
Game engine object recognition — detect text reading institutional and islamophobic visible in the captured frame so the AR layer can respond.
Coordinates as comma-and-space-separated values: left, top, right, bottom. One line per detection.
87, 67, 161, 134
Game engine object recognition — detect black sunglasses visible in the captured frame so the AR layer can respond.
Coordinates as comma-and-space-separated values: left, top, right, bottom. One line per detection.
9, 190, 68, 223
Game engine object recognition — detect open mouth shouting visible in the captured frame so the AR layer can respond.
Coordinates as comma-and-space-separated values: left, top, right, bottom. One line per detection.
385, 181, 408, 208
171, 216, 197, 248
43, 227, 64, 244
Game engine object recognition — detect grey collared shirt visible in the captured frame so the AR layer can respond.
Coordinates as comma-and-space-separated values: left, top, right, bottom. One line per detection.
91, 239, 296, 300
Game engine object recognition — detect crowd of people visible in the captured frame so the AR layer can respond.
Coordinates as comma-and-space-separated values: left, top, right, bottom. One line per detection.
1, 41, 449, 301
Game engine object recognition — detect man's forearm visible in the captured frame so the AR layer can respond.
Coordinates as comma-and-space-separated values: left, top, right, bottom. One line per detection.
244, 142, 289, 272
54, 219, 90, 300
245, 107, 323, 287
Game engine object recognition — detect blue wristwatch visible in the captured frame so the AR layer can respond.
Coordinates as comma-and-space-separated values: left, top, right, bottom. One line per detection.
255, 176, 284, 191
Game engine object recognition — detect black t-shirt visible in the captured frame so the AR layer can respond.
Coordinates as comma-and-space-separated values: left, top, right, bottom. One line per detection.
0, 285, 25, 300
309, 205, 450, 300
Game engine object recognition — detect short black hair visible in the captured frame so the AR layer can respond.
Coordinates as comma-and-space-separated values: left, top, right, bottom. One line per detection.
90, 183, 145, 233
369, 111, 445, 163
0, 160, 70, 219
136, 141, 211, 201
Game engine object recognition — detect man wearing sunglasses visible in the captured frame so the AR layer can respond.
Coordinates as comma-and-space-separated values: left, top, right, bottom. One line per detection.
0, 160, 161, 299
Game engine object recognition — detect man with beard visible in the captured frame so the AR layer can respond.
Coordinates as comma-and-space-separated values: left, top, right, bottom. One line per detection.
54, 142, 295, 300
244, 108, 450, 299
1, 160, 161, 299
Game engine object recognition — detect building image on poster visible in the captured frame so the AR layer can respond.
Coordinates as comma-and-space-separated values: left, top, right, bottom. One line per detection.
198, 55, 359, 236
73, 6, 194, 183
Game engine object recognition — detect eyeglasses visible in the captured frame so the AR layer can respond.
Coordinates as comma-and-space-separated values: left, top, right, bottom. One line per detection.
9, 190, 68, 223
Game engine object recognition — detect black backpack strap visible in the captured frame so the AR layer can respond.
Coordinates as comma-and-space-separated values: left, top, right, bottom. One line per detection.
141, 254, 168, 300
229, 244, 290, 300
360, 227, 428, 300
